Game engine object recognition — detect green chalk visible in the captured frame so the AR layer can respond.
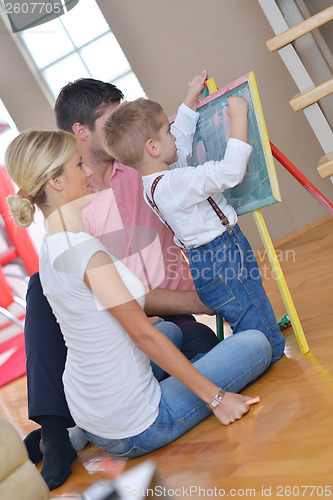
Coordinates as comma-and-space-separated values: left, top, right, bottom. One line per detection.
201, 87, 209, 98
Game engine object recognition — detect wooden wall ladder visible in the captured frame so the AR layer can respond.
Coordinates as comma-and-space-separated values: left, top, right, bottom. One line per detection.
257, 0, 333, 183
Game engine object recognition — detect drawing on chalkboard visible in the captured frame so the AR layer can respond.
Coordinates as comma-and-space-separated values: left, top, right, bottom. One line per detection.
171, 72, 281, 215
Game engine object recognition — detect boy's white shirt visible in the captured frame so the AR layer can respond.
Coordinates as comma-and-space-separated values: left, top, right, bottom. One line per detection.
170, 103, 200, 170
144, 103, 253, 249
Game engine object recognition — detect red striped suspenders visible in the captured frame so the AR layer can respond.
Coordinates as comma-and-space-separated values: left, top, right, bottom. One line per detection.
146, 174, 231, 247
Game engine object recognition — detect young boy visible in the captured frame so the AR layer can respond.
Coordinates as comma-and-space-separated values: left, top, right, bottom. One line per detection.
103, 76, 285, 364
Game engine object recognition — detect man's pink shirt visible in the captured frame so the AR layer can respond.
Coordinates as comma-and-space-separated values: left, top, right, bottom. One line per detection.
82, 161, 194, 292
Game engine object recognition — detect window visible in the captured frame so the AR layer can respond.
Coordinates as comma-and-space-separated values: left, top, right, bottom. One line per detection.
0, 99, 18, 164
10, 0, 146, 101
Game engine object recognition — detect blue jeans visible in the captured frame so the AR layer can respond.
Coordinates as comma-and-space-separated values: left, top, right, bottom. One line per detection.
150, 321, 183, 381
186, 225, 285, 364
81, 329, 272, 458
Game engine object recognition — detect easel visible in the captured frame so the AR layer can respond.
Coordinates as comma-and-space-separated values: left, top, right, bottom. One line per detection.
252, 143, 333, 354
252, 207, 309, 353
202, 78, 313, 355
216, 139, 333, 352
270, 142, 333, 216
216, 201, 310, 354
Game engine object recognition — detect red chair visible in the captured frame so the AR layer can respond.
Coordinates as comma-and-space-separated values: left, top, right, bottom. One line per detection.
0, 264, 23, 328
0, 166, 39, 327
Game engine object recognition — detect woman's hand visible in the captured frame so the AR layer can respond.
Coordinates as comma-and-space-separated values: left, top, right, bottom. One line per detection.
84, 250, 244, 412
212, 392, 251, 425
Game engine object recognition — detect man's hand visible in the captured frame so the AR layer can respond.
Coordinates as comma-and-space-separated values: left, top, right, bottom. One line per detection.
184, 70, 208, 111
144, 288, 215, 316
148, 316, 165, 325
183, 289, 215, 315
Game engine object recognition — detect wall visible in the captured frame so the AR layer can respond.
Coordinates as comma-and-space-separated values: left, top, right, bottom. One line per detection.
97, 0, 333, 250
305, 0, 333, 49
0, 0, 331, 251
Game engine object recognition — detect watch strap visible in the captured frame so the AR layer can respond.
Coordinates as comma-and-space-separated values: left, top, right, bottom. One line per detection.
207, 388, 226, 411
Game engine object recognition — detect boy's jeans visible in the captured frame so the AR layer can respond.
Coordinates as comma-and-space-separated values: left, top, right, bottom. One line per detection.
82, 329, 272, 458
187, 224, 285, 364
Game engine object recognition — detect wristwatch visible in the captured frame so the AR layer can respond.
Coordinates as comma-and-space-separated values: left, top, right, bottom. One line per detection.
207, 388, 226, 411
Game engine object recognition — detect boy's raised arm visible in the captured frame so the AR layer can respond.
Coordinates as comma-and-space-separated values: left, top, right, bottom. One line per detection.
227, 96, 249, 144
170, 70, 208, 169
184, 70, 208, 111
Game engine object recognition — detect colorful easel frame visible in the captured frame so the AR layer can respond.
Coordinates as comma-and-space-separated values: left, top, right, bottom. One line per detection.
190, 72, 281, 215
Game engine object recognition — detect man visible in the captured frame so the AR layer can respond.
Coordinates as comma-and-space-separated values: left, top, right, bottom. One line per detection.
24, 77, 219, 490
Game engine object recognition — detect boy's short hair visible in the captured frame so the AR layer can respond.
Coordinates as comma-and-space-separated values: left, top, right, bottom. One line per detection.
54, 78, 124, 132
103, 98, 165, 167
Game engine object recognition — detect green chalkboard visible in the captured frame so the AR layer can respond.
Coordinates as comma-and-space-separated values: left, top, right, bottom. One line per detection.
187, 72, 281, 215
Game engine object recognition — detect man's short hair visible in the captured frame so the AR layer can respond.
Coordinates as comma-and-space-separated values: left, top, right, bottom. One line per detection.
54, 78, 124, 132
103, 98, 165, 167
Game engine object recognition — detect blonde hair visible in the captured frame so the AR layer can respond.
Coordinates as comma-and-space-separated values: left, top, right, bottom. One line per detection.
103, 98, 165, 167
5, 130, 78, 228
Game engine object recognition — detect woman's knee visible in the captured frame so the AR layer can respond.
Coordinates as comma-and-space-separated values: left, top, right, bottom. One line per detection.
239, 329, 273, 365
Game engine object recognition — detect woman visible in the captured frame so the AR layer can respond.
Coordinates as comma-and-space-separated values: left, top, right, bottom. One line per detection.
6, 130, 272, 459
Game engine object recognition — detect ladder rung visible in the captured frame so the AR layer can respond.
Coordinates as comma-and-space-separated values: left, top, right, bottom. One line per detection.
289, 78, 333, 112
317, 152, 333, 179
266, 6, 333, 52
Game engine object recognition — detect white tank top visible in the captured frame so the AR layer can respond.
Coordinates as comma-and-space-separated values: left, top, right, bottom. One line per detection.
39, 231, 161, 439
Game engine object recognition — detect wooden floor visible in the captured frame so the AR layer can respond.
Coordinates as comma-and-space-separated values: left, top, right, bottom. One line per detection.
1, 215, 332, 499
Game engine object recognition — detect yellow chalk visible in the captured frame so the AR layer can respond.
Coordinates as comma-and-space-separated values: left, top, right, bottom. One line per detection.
245, 396, 260, 405
206, 77, 218, 94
